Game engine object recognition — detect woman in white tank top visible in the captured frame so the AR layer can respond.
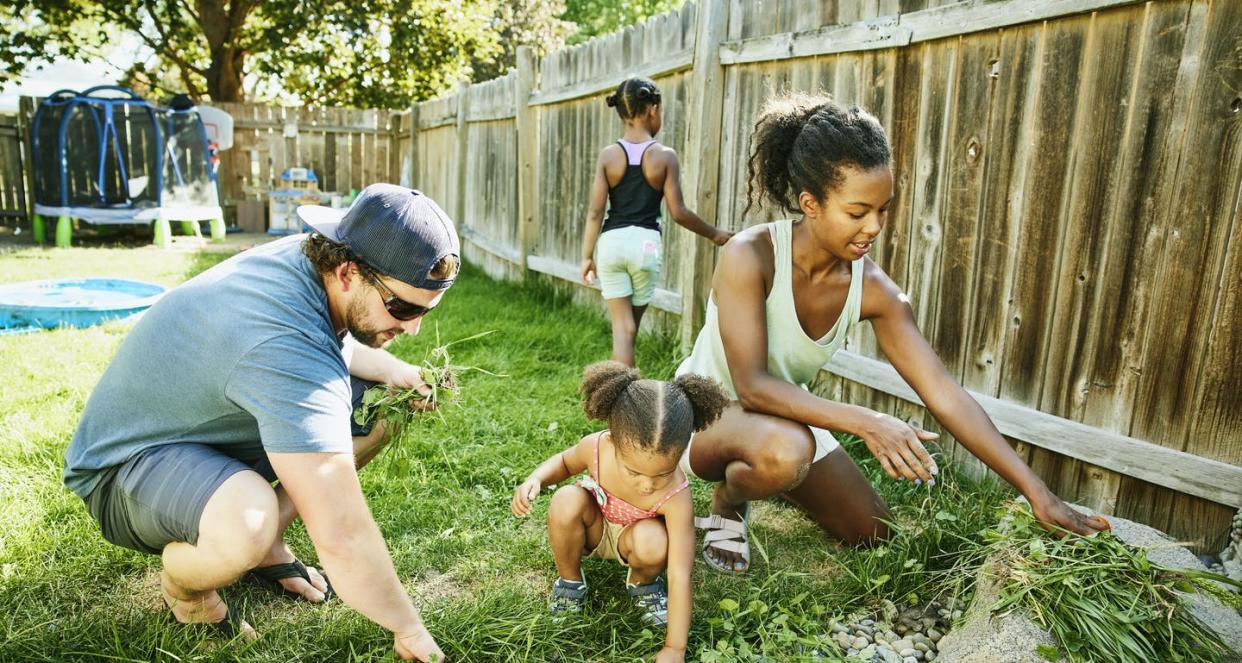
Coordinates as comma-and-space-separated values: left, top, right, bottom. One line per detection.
679, 94, 1110, 574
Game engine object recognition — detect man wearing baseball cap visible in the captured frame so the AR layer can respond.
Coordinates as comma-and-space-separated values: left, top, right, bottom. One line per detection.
64, 184, 457, 661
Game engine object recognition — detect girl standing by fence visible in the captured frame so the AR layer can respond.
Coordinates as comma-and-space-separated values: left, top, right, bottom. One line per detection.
511, 361, 728, 663
580, 77, 733, 367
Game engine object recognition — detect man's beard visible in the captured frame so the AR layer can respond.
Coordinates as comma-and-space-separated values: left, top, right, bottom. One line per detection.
346, 295, 396, 348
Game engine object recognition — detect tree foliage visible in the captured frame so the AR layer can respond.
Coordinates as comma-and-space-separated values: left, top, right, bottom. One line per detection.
1, 0, 686, 109
471, 0, 576, 83
2, 0, 504, 108
561, 0, 684, 45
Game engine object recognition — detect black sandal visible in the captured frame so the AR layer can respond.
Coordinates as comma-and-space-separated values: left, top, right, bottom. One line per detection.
245, 559, 335, 601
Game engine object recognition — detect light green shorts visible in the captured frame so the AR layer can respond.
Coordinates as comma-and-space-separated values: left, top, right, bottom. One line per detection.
595, 226, 662, 306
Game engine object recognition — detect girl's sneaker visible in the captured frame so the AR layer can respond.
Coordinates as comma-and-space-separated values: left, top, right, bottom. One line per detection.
549, 575, 587, 616
626, 576, 669, 628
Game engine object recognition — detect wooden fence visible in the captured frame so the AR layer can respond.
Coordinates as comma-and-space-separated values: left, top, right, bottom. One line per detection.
0, 113, 27, 226
402, 0, 1242, 552
0, 99, 407, 230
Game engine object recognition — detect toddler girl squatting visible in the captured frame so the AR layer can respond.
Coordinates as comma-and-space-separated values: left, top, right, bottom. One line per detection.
511, 361, 728, 663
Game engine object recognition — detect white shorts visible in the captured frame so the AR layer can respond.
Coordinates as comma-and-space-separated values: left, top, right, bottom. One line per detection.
678, 424, 840, 480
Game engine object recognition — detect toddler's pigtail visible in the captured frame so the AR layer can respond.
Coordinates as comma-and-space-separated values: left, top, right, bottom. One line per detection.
581, 361, 641, 422
672, 373, 729, 433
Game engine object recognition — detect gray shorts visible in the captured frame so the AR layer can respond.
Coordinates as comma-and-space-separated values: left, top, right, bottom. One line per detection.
84, 376, 378, 555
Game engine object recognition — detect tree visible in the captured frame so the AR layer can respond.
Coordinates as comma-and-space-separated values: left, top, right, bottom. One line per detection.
471, 0, 576, 83
2, 0, 502, 108
561, 0, 683, 45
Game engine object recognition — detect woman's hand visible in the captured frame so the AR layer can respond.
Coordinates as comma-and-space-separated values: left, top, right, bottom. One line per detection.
511, 477, 542, 517
654, 646, 686, 663
394, 625, 445, 662
1028, 488, 1111, 536
858, 411, 939, 483
580, 257, 596, 285
711, 228, 735, 246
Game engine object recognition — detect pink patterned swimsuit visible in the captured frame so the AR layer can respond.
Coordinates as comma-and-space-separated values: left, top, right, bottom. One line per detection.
577, 431, 689, 527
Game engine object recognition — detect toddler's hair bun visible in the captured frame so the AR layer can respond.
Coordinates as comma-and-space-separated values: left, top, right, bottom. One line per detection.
581, 361, 641, 421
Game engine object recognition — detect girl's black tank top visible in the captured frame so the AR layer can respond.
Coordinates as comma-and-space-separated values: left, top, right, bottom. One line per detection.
603, 141, 664, 234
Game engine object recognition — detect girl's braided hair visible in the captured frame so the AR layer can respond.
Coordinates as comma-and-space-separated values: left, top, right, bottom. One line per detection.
744, 93, 891, 216
606, 77, 662, 120
581, 361, 728, 456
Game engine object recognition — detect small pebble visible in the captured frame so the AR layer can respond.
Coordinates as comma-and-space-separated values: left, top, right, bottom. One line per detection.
861, 618, 875, 626
904, 658, 918, 663
951, 609, 962, 620
896, 624, 910, 635
914, 642, 929, 653
912, 634, 929, 645
925, 653, 936, 662
853, 636, 869, 650
892, 639, 914, 652
927, 628, 943, 642
921, 617, 936, 629
899, 649, 917, 657
937, 608, 950, 617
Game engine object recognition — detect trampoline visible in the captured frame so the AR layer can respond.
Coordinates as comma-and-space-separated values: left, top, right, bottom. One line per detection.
0, 278, 167, 334
30, 86, 225, 248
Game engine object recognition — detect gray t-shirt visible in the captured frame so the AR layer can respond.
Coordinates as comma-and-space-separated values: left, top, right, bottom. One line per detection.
63, 234, 354, 499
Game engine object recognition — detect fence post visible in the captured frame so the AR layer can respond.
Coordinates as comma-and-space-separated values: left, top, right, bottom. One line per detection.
514, 46, 539, 275
453, 81, 471, 227
407, 104, 420, 189
678, 0, 729, 350
18, 96, 39, 241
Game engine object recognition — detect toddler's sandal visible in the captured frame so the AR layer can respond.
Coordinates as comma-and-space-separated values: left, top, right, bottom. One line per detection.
549, 570, 587, 616
626, 576, 669, 628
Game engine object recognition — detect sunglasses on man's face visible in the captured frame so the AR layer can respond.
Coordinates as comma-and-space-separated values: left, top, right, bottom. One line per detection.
358, 266, 433, 321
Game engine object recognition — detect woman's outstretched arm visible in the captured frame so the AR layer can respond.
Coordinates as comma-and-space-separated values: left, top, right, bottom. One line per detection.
866, 265, 1109, 536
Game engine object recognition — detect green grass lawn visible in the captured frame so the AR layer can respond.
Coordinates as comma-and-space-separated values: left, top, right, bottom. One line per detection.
0, 241, 1015, 662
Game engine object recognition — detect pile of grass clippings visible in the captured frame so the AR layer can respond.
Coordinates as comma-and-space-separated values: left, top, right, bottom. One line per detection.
353, 328, 501, 441
986, 504, 1241, 662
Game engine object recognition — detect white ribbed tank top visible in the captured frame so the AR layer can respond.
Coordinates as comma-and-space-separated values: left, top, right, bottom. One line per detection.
676, 218, 864, 395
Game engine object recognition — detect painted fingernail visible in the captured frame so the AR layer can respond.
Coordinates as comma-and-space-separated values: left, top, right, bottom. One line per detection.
931, 466, 940, 475
928, 479, 935, 487
915, 479, 922, 485
897, 476, 905, 481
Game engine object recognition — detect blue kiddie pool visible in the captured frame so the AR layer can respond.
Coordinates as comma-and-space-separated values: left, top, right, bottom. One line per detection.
0, 278, 167, 334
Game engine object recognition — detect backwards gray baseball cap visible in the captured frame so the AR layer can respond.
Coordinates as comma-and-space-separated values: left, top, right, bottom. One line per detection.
297, 183, 460, 291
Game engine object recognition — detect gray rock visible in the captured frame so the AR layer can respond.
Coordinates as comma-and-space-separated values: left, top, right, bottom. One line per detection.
925, 653, 936, 662
926, 628, 942, 642
853, 636, 870, 650
899, 649, 917, 657
904, 658, 919, 663
881, 650, 903, 663
915, 642, 930, 653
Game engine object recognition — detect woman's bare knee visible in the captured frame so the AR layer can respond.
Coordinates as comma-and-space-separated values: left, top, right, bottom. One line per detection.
754, 422, 815, 488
